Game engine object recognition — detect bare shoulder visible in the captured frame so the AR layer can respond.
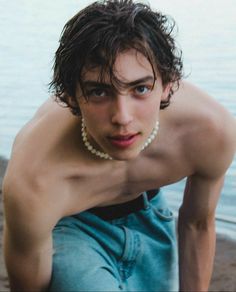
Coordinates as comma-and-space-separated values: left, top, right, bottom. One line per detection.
169, 81, 236, 177
9, 96, 80, 169
3, 98, 81, 221
14, 97, 78, 147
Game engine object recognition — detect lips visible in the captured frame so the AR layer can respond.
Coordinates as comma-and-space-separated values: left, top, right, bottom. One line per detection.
108, 133, 140, 148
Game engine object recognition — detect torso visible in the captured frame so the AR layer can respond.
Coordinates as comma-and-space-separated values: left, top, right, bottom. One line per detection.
9, 81, 226, 217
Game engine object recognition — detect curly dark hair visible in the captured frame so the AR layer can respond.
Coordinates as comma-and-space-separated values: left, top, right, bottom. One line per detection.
49, 0, 183, 115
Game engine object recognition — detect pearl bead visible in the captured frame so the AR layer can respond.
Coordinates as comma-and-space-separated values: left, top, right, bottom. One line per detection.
81, 118, 159, 160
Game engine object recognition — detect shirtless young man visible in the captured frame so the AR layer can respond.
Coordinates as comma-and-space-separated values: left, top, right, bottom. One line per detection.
3, 1, 236, 291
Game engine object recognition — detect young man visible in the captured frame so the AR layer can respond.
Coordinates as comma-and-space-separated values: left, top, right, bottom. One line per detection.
3, 0, 236, 291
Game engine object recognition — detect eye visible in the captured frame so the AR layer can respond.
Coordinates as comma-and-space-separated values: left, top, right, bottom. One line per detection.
84, 87, 111, 103
87, 88, 107, 97
134, 85, 151, 96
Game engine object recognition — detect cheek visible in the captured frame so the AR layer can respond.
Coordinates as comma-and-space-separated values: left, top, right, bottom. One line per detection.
80, 104, 109, 131
138, 98, 161, 120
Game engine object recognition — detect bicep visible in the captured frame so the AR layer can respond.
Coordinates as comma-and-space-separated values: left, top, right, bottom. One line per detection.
4, 225, 53, 291
181, 111, 235, 222
3, 189, 53, 252
179, 174, 224, 223
3, 185, 56, 290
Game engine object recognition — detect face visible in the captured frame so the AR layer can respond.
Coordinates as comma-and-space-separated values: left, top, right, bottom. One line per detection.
76, 49, 170, 161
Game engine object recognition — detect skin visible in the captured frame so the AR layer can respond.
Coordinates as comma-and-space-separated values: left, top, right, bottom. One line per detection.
3, 49, 236, 291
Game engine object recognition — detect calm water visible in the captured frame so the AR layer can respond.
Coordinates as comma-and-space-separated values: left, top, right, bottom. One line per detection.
0, 0, 235, 235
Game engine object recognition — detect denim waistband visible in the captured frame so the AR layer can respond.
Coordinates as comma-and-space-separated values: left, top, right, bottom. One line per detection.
87, 189, 160, 220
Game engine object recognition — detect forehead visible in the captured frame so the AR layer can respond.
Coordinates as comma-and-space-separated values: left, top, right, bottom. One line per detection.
83, 49, 154, 83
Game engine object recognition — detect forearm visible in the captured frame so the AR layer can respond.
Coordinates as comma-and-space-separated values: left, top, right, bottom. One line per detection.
178, 215, 216, 291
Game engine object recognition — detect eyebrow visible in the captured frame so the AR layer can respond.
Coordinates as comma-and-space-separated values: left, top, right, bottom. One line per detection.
83, 76, 155, 88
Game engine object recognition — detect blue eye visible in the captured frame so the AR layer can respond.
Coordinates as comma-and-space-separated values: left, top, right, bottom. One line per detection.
134, 85, 151, 95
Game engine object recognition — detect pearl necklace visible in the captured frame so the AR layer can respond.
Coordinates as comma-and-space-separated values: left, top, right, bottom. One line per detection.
81, 118, 159, 160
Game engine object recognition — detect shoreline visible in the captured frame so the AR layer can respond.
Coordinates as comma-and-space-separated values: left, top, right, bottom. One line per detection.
0, 156, 236, 291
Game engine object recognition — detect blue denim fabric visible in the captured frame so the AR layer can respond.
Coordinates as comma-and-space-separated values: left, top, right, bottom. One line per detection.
49, 189, 179, 291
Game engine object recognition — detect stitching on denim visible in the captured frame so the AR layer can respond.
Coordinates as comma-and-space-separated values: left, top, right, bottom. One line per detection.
118, 231, 141, 281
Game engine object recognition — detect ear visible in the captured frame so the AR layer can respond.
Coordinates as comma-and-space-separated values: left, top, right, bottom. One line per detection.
67, 95, 81, 116
67, 95, 79, 108
161, 83, 172, 101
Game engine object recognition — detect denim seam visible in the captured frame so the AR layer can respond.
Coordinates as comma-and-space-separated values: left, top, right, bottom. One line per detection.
118, 229, 141, 281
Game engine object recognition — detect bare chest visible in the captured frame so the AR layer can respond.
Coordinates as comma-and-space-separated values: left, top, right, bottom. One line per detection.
61, 150, 191, 212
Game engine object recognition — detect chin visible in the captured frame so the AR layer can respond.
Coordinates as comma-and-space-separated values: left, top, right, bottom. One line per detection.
110, 149, 141, 161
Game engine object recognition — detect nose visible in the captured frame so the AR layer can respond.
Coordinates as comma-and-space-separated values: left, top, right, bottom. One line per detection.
111, 95, 133, 126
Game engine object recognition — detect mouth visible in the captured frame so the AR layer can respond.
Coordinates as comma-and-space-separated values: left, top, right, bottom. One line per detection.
108, 133, 140, 148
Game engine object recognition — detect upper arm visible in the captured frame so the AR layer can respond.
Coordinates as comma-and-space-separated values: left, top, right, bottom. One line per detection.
3, 166, 60, 252
180, 106, 236, 223
2, 168, 59, 290
180, 174, 224, 224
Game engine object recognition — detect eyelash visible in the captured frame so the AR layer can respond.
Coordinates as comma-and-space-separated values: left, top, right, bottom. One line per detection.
134, 85, 152, 95
85, 84, 153, 101
86, 88, 108, 97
